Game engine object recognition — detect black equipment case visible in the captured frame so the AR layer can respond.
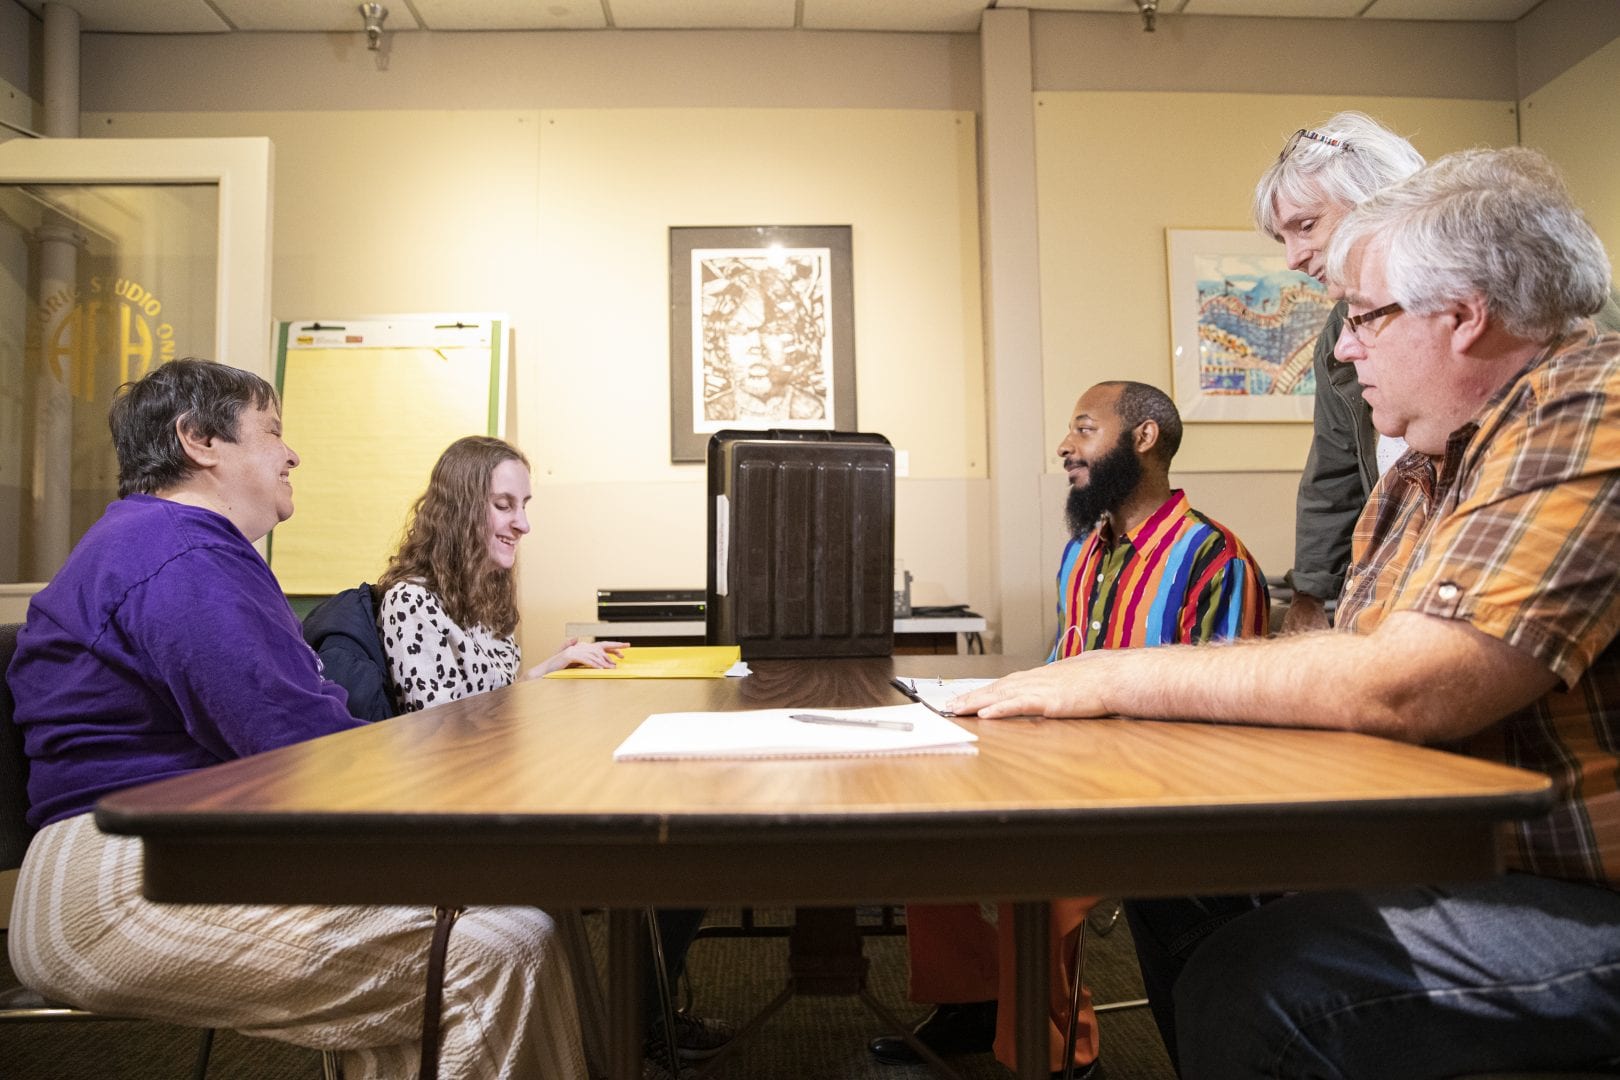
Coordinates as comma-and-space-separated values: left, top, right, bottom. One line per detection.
705, 429, 895, 659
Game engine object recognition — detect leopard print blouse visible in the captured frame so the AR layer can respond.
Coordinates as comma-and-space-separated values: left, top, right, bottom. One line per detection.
376, 580, 520, 713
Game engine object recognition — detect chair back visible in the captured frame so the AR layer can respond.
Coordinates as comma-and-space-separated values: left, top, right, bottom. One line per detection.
0, 622, 33, 874
301, 585, 394, 722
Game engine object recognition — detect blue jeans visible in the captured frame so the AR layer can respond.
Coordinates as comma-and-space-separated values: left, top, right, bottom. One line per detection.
1126, 874, 1620, 1079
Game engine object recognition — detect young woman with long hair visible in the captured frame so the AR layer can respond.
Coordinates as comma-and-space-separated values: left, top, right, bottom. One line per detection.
376, 437, 730, 1075
376, 435, 624, 713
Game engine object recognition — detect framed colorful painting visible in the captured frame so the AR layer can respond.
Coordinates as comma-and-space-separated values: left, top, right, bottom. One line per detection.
1165, 228, 1331, 422
668, 225, 855, 462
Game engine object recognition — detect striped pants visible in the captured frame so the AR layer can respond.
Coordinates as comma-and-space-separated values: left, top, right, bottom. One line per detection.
8, 813, 588, 1080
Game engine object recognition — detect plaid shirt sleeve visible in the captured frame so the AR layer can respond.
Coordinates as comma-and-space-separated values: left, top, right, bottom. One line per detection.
1390, 334, 1620, 687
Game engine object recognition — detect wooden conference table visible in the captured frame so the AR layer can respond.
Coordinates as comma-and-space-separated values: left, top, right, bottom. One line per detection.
96, 655, 1553, 1080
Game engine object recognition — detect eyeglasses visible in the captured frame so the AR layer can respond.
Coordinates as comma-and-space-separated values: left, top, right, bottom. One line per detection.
1344, 302, 1403, 345
1278, 128, 1353, 163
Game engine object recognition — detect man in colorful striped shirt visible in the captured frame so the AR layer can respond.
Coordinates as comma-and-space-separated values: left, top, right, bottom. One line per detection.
870, 381, 1269, 1079
1050, 381, 1271, 660
953, 148, 1620, 1078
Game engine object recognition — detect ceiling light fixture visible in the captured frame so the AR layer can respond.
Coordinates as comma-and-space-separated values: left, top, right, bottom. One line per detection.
1135, 0, 1158, 33
359, 2, 388, 51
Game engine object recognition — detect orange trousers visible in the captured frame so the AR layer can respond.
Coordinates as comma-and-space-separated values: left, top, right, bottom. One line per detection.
904, 899, 1099, 1074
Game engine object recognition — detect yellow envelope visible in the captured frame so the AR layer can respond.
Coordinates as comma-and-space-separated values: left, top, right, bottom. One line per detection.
543, 645, 742, 679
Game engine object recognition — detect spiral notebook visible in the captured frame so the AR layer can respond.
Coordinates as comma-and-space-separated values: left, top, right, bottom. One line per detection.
612, 703, 978, 761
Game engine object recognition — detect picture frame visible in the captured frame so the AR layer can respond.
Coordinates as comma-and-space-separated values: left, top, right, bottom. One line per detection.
669, 225, 855, 462
1165, 228, 1331, 423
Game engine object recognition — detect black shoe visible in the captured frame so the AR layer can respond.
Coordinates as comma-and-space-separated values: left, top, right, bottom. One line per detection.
867, 1000, 997, 1065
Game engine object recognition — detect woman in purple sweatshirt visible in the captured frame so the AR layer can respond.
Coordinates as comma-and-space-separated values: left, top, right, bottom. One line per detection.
6, 358, 587, 1079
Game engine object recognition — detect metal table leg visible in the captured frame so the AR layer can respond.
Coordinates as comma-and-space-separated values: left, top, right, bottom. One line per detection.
1011, 900, 1052, 1080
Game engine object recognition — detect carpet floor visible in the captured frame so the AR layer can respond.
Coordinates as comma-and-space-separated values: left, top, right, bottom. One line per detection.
1, 907, 1176, 1080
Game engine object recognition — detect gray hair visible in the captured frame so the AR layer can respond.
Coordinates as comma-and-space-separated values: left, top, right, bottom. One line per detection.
1253, 111, 1426, 239
1325, 146, 1612, 340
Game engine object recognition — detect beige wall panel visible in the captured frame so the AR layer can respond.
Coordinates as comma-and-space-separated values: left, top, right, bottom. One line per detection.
533, 108, 985, 486
88, 110, 544, 322
526, 479, 707, 647
1520, 36, 1620, 266
1034, 91, 1516, 579
895, 478, 992, 620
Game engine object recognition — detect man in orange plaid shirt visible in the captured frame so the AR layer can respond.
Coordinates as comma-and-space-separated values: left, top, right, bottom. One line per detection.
953, 147, 1620, 1079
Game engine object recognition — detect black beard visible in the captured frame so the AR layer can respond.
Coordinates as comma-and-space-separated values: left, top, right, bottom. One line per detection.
1065, 431, 1144, 539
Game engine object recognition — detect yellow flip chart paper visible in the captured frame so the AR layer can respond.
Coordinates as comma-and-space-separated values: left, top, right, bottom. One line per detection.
272, 343, 494, 594
543, 645, 742, 680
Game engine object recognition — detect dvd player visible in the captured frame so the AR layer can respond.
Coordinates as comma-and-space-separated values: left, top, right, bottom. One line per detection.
596, 588, 706, 622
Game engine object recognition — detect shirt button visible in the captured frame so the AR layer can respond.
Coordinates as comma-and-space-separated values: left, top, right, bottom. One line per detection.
1091, 620, 1102, 630
1438, 583, 1459, 601
1096, 574, 1104, 583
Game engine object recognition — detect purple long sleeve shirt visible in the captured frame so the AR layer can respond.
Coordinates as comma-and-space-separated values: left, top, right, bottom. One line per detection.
7, 494, 362, 828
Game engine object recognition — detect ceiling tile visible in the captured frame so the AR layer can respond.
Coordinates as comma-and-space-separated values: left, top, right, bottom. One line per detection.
412, 0, 607, 31
609, 0, 795, 30
1361, 0, 1539, 19
216, 0, 422, 32
1179, 0, 1368, 16
19, 0, 230, 33
804, 0, 990, 33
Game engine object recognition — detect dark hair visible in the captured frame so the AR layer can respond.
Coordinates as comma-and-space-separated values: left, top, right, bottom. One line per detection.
107, 358, 280, 498
1101, 380, 1183, 464
378, 436, 530, 636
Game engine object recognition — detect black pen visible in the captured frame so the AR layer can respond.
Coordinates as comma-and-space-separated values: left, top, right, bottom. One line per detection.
790, 712, 915, 732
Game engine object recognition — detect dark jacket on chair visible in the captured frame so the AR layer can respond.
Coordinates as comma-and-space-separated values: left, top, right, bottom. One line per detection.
301, 584, 394, 722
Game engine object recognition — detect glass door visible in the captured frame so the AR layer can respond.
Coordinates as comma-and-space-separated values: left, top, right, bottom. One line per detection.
0, 138, 272, 612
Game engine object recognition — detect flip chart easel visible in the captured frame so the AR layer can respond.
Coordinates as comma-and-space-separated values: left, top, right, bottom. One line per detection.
269, 315, 508, 595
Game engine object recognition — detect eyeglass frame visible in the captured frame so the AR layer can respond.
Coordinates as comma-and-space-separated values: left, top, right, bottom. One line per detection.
1278, 128, 1354, 163
1343, 301, 1404, 345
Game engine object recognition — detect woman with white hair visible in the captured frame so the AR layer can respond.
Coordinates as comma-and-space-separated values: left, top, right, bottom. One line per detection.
1257, 113, 1620, 636
1252, 111, 1425, 634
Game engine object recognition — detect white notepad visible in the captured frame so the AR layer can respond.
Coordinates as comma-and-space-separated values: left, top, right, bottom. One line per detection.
612, 703, 978, 761
891, 676, 997, 716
